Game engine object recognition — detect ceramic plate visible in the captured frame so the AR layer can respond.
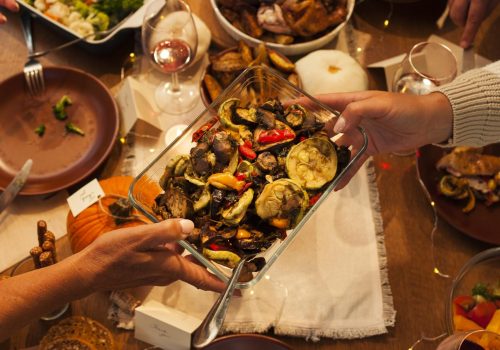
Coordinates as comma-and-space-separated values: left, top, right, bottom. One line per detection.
0, 66, 119, 195
202, 334, 292, 350
416, 144, 500, 245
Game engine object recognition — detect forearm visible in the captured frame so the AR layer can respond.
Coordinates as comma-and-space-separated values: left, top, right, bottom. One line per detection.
0, 254, 93, 341
437, 60, 500, 147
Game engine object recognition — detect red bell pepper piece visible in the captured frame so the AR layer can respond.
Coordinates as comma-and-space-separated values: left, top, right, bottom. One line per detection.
309, 192, 322, 206
467, 301, 497, 328
453, 295, 476, 313
257, 129, 295, 144
192, 117, 218, 143
238, 142, 257, 160
235, 172, 247, 181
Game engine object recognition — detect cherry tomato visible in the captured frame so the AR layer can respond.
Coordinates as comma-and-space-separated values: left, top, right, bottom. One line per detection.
467, 301, 497, 328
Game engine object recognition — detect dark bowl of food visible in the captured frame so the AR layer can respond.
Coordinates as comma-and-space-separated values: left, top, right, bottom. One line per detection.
201, 41, 301, 107
210, 0, 355, 56
129, 65, 367, 288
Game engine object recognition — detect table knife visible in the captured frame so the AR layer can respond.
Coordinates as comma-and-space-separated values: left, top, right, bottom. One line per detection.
462, 47, 475, 74
0, 159, 33, 213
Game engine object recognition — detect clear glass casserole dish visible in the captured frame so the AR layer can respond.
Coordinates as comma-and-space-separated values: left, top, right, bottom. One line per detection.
129, 65, 368, 288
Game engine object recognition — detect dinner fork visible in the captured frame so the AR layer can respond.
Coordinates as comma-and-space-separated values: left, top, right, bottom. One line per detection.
20, 12, 45, 96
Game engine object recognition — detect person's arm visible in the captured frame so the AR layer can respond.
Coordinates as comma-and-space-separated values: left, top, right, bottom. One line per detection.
0, 0, 19, 24
436, 60, 500, 147
448, 0, 499, 48
0, 219, 226, 341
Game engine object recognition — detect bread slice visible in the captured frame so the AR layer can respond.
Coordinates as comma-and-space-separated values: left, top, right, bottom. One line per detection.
40, 316, 114, 350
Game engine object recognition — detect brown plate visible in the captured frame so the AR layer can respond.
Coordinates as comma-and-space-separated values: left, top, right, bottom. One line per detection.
0, 66, 119, 195
202, 334, 293, 350
416, 144, 500, 245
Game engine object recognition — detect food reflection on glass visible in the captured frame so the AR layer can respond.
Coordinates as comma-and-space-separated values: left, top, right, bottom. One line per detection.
436, 330, 500, 350
141, 0, 198, 114
392, 41, 457, 95
201, 40, 300, 106
151, 97, 350, 282
216, 0, 348, 45
437, 147, 500, 213
21, 0, 143, 38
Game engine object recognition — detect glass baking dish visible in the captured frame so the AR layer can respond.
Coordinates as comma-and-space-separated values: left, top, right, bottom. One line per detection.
129, 65, 368, 288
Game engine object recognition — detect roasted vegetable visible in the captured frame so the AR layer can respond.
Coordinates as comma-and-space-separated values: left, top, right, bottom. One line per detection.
254, 120, 296, 152
255, 178, 309, 229
53, 95, 72, 120
65, 122, 85, 136
222, 188, 254, 226
268, 49, 295, 73
286, 137, 337, 189
34, 123, 46, 137
203, 73, 223, 102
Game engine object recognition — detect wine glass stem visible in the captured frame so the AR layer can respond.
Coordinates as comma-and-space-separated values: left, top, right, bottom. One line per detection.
170, 72, 180, 93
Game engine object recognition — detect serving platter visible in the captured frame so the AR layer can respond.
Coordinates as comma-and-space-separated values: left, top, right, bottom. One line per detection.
416, 144, 500, 245
0, 66, 119, 195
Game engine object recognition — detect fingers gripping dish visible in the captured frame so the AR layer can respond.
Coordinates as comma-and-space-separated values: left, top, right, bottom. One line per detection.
152, 97, 350, 280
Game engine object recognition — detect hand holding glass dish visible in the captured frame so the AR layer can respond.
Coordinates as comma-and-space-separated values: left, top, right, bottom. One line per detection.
141, 0, 198, 114
129, 66, 368, 288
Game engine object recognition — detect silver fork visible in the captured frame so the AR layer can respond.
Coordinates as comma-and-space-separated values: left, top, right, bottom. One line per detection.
20, 12, 45, 96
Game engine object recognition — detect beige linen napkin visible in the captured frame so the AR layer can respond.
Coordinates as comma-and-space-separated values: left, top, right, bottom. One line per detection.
142, 160, 395, 339
0, 191, 68, 272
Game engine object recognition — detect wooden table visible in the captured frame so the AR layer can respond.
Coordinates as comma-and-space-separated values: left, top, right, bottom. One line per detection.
1, 1, 499, 349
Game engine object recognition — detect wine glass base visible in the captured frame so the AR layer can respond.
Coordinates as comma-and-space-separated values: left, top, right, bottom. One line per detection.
155, 80, 199, 115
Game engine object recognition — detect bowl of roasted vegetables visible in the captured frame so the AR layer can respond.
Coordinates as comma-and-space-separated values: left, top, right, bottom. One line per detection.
201, 41, 300, 107
129, 65, 367, 287
446, 247, 500, 335
17, 0, 145, 49
210, 0, 354, 56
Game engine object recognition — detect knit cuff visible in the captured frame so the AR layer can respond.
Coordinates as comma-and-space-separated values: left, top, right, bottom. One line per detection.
436, 63, 500, 147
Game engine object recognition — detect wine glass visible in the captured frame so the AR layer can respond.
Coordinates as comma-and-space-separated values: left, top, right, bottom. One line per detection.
392, 41, 458, 95
391, 41, 457, 155
436, 330, 500, 350
142, 0, 198, 115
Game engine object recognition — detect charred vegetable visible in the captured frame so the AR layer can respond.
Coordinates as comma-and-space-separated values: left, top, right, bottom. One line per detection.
286, 137, 337, 189
255, 178, 309, 229
53, 95, 72, 121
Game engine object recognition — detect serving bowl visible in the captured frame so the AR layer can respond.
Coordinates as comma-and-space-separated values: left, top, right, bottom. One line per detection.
210, 0, 355, 56
445, 247, 500, 334
129, 65, 367, 288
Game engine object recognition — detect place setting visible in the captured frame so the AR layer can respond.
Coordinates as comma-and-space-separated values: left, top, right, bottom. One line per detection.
0, 0, 499, 350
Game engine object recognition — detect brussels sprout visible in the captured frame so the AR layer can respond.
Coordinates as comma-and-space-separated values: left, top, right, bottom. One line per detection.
286, 137, 337, 190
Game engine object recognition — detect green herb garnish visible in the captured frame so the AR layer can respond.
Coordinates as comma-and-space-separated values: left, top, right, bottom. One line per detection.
65, 122, 85, 136
52, 95, 72, 121
34, 123, 46, 137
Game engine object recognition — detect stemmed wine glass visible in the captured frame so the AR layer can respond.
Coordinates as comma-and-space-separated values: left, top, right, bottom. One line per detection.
391, 41, 457, 155
142, 0, 198, 115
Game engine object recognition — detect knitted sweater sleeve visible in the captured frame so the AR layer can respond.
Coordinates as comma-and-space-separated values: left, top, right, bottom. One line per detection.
436, 60, 500, 147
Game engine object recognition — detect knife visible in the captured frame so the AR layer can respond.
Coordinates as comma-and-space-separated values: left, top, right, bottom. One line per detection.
0, 159, 33, 213
462, 46, 475, 74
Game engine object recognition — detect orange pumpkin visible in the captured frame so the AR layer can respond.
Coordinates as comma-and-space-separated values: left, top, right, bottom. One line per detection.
67, 176, 161, 253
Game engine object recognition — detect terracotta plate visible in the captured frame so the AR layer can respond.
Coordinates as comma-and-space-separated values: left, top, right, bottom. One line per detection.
202, 334, 293, 350
0, 66, 119, 195
416, 144, 500, 245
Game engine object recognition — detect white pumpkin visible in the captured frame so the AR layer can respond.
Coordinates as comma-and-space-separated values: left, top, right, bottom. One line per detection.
295, 50, 368, 95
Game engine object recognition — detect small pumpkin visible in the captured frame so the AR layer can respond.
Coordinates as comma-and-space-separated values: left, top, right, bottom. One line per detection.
67, 176, 161, 253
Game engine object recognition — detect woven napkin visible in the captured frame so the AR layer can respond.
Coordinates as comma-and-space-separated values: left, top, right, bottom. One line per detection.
142, 160, 396, 339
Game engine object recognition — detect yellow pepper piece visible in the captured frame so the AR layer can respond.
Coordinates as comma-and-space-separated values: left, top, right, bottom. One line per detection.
269, 217, 290, 229
208, 173, 245, 191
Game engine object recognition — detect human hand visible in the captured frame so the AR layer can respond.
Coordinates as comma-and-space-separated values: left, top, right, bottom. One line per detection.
317, 91, 453, 189
448, 0, 500, 48
0, 0, 19, 24
72, 219, 226, 293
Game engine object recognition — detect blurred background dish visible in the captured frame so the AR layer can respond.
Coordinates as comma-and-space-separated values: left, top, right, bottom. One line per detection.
200, 41, 301, 107
210, 0, 355, 56
416, 144, 500, 245
201, 334, 293, 350
0, 66, 119, 195
445, 247, 500, 335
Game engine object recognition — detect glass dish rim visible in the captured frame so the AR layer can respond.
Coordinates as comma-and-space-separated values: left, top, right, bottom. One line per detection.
445, 246, 500, 334
128, 65, 368, 288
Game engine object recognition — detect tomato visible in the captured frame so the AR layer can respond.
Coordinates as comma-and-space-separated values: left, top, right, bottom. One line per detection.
454, 295, 476, 312
467, 301, 497, 328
